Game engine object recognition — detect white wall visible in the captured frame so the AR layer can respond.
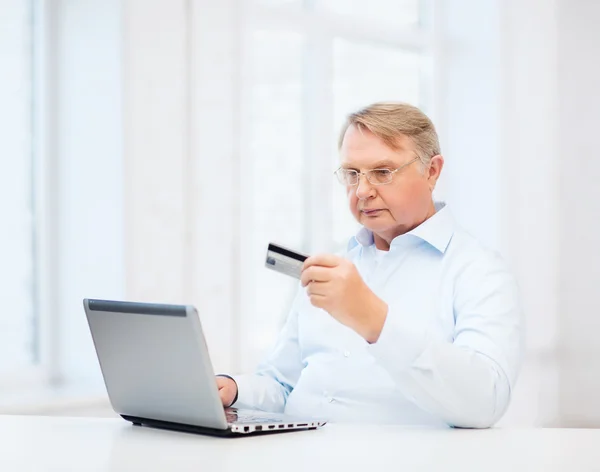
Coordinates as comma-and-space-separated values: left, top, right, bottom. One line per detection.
557, 0, 600, 428
488, 0, 600, 427
436, 0, 562, 426
497, 0, 561, 427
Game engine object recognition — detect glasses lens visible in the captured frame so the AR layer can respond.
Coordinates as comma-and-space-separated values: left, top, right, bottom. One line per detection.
336, 169, 357, 185
368, 169, 392, 184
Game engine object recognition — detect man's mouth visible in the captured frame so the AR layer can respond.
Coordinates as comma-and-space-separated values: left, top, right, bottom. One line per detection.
361, 208, 384, 216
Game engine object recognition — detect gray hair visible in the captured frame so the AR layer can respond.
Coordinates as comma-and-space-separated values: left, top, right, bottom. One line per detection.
338, 101, 441, 168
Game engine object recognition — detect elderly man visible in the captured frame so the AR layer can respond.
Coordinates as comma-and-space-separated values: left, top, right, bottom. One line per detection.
217, 102, 523, 428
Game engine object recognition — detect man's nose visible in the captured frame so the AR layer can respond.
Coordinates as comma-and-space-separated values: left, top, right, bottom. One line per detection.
355, 173, 375, 199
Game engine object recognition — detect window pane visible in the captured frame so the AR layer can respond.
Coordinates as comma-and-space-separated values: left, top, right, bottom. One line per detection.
0, 1, 36, 374
316, 0, 422, 29
240, 30, 305, 370
332, 39, 422, 245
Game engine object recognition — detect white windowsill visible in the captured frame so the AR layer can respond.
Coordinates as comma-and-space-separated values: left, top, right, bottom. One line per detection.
0, 382, 110, 415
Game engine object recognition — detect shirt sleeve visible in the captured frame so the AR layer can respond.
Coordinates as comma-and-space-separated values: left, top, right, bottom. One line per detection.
231, 295, 304, 413
367, 251, 524, 428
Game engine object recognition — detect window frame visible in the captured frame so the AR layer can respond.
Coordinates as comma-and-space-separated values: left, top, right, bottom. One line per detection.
0, 0, 58, 391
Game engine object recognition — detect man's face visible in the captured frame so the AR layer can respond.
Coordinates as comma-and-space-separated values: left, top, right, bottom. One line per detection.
339, 124, 442, 245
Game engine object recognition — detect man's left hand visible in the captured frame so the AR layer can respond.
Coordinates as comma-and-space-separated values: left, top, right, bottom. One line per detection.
300, 254, 388, 343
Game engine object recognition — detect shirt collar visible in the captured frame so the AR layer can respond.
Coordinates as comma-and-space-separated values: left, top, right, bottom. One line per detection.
348, 201, 455, 254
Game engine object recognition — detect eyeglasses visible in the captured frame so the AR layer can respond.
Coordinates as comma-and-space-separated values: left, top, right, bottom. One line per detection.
334, 156, 420, 186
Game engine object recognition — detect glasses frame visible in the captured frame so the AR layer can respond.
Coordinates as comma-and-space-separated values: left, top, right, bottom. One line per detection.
334, 156, 421, 186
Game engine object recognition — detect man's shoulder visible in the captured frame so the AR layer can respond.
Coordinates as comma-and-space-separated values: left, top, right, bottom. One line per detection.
448, 227, 496, 255
446, 227, 515, 283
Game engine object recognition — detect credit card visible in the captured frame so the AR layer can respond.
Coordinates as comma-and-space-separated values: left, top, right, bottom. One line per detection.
265, 243, 309, 279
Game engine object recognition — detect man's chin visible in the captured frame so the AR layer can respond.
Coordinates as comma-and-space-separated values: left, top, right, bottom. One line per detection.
361, 219, 392, 232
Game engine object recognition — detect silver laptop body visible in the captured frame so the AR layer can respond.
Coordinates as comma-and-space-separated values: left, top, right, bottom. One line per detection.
83, 299, 326, 436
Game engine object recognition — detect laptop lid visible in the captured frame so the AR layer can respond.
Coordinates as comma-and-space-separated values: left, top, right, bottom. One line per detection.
83, 299, 228, 430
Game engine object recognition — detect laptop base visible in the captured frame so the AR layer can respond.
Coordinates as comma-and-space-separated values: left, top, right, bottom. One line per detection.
121, 415, 314, 438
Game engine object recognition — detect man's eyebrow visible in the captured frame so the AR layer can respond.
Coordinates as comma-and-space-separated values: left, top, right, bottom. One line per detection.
341, 159, 398, 169
370, 159, 398, 168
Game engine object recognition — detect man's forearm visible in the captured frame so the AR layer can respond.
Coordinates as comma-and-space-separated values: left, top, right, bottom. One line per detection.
232, 372, 292, 412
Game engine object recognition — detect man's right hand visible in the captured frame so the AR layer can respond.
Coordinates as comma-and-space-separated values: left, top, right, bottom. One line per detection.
216, 376, 238, 407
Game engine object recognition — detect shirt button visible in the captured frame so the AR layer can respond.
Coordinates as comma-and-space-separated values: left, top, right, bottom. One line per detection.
327, 397, 334, 403
343, 350, 350, 358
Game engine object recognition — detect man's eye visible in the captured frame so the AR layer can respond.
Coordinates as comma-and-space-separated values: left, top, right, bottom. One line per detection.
372, 169, 391, 177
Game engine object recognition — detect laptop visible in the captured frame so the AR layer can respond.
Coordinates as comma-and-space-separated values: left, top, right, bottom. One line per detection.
83, 298, 326, 437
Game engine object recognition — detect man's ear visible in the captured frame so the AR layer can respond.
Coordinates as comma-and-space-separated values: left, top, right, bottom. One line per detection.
428, 155, 444, 190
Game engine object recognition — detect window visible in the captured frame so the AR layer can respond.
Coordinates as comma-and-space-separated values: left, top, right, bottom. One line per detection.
239, 29, 306, 362
238, 0, 434, 370
0, 0, 39, 380
332, 39, 423, 244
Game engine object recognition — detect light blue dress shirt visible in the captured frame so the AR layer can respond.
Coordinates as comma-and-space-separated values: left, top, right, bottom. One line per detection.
233, 202, 523, 428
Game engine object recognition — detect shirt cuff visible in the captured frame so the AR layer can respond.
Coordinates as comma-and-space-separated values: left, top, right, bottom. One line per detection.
216, 374, 238, 407
228, 374, 258, 408
367, 304, 429, 376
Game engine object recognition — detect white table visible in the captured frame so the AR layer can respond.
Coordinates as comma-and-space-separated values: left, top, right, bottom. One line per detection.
1, 415, 599, 471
